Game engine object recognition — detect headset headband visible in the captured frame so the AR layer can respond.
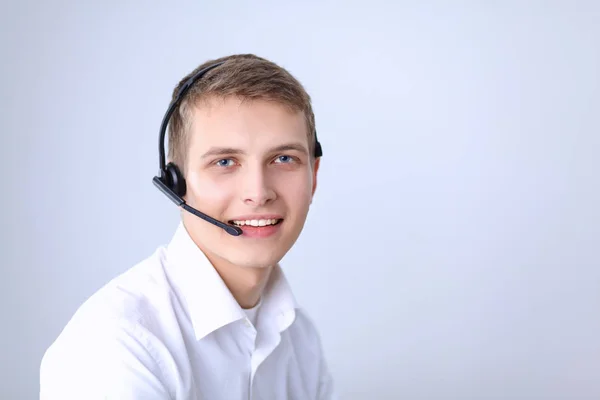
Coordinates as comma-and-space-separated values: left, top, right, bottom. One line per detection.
157, 61, 322, 178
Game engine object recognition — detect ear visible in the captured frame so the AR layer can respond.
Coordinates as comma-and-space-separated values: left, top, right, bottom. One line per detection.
311, 157, 320, 200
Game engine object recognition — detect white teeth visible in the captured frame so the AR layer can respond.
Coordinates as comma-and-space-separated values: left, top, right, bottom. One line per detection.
232, 219, 279, 227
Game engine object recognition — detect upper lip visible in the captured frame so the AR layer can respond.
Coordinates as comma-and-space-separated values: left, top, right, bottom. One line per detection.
228, 214, 284, 222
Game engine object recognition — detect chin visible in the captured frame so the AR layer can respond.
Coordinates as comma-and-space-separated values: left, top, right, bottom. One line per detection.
228, 248, 286, 269
234, 260, 277, 270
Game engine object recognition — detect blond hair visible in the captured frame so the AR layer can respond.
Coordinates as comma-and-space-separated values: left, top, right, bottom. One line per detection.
167, 54, 316, 170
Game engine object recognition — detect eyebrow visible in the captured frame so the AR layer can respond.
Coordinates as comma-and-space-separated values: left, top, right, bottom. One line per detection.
200, 142, 309, 159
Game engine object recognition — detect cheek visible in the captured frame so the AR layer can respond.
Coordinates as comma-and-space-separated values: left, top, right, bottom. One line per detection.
186, 170, 233, 207
276, 170, 313, 205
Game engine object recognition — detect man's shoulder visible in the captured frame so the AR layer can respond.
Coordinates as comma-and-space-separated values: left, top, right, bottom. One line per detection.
39, 246, 180, 398
287, 307, 328, 352
82, 247, 172, 323
42, 246, 173, 357
277, 306, 335, 396
292, 307, 321, 332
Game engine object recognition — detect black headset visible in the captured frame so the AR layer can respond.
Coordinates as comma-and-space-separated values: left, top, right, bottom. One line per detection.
152, 61, 323, 236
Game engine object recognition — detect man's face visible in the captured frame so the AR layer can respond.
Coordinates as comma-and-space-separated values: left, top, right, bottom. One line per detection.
181, 96, 319, 270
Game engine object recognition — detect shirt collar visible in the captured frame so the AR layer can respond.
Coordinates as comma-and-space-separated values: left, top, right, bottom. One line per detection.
165, 222, 298, 340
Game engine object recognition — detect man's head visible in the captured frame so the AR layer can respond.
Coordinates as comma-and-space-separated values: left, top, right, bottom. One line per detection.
167, 54, 320, 270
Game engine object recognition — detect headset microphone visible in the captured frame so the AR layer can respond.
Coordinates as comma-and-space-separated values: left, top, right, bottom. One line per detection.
152, 61, 243, 236
152, 175, 242, 236
152, 59, 323, 237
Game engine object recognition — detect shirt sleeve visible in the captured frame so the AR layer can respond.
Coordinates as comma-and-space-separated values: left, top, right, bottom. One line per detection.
40, 317, 172, 400
317, 350, 337, 400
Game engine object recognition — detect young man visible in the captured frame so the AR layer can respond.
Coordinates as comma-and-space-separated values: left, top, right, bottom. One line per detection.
40, 54, 335, 399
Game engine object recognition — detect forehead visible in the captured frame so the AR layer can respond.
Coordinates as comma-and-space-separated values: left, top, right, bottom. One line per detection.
187, 96, 309, 151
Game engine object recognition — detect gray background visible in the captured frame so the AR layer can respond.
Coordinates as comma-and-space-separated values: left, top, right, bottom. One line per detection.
1, 1, 599, 399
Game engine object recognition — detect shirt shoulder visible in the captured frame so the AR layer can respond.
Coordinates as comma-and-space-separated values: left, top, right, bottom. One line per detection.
40, 247, 178, 399
283, 307, 328, 363
285, 308, 336, 399
290, 307, 319, 334
74, 246, 173, 325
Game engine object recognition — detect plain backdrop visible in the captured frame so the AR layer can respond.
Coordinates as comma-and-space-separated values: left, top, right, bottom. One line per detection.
1, 1, 599, 399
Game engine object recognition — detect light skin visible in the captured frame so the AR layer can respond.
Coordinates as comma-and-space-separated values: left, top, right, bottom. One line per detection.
177, 96, 319, 309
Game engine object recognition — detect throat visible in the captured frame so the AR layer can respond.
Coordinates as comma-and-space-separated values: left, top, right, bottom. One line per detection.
212, 261, 274, 309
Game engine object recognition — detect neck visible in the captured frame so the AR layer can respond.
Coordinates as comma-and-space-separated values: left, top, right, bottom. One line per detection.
217, 263, 273, 309
199, 248, 273, 309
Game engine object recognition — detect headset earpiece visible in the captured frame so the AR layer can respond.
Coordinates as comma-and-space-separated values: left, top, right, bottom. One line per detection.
165, 162, 186, 197
153, 59, 320, 238
314, 137, 323, 158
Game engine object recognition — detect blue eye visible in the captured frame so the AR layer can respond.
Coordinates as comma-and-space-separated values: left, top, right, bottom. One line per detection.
216, 159, 235, 167
275, 155, 294, 163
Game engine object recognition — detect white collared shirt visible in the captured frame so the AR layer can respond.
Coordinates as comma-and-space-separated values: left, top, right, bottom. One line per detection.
40, 223, 335, 399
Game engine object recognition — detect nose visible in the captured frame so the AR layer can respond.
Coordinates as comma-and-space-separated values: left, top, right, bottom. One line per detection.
240, 165, 276, 206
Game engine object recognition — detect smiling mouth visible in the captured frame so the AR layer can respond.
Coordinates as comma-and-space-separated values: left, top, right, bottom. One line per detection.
228, 218, 283, 227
